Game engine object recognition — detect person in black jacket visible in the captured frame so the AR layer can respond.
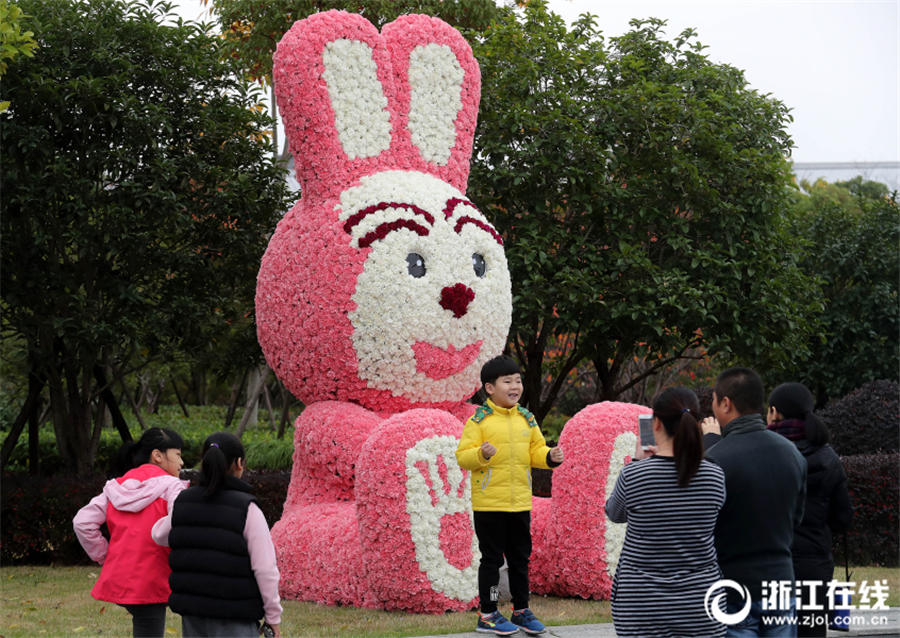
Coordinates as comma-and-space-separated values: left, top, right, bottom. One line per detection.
152, 432, 282, 638
767, 382, 853, 637
705, 368, 807, 637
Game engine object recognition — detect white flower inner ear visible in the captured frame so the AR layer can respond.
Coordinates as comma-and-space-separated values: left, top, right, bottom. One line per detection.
408, 43, 464, 165
322, 38, 392, 160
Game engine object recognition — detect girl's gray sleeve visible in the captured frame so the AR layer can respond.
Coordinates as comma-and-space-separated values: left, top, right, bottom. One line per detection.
604, 466, 628, 523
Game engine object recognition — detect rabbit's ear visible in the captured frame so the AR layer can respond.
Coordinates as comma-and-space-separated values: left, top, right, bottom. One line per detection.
273, 11, 397, 201
382, 15, 481, 193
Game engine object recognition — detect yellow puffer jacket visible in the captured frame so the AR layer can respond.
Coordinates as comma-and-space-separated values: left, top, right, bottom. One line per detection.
456, 399, 553, 512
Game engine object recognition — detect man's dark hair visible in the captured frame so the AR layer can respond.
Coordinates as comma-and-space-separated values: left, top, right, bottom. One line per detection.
480, 355, 521, 386
714, 367, 765, 415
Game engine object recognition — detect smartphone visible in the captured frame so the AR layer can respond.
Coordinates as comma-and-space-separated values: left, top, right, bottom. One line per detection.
638, 414, 654, 449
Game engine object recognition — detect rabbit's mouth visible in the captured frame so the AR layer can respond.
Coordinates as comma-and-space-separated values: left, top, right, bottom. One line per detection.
411, 340, 483, 381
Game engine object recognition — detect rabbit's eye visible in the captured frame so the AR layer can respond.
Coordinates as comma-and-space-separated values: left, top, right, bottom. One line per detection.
406, 253, 426, 278
472, 253, 486, 278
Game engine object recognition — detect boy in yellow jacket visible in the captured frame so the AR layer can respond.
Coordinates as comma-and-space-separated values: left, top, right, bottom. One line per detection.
456, 355, 564, 636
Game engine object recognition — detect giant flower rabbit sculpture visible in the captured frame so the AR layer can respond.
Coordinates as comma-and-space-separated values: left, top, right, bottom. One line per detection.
255, 10, 647, 613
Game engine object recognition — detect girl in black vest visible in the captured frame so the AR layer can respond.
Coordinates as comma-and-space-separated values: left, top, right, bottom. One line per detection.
152, 432, 282, 637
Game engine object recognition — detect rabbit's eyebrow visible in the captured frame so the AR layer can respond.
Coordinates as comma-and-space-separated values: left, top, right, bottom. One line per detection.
343, 201, 434, 235
453, 217, 504, 246
444, 198, 503, 246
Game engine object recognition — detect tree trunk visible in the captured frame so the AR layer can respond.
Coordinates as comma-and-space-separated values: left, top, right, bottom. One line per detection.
262, 381, 277, 431
95, 365, 133, 443
236, 366, 270, 438
277, 382, 292, 440
116, 366, 147, 430
243, 367, 262, 431
47, 344, 96, 475
27, 382, 41, 475
0, 372, 44, 471
191, 366, 207, 406
225, 369, 248, 429
170, 375, 190, 418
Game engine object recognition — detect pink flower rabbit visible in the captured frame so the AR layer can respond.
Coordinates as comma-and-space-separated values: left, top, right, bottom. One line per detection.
255, 11, 511, 612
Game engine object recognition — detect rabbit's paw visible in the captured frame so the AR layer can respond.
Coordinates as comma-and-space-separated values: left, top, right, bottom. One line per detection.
530, 401, 646, 599
271, 502, 370, 606
355, 408, 477, 612
283, 401, 383, 507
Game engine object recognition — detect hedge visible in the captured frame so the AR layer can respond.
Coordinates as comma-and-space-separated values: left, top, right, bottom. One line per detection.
1, 470, 289, 565
3, 454, 896, 567
820, 379, 899, 456
834, 453, 899, 567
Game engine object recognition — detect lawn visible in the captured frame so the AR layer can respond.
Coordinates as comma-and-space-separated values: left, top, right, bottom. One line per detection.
3, 565, 898, 637
0, 566, 611, 637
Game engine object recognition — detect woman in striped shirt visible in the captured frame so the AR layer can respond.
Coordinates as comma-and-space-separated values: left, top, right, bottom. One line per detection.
605, 387, 727, 638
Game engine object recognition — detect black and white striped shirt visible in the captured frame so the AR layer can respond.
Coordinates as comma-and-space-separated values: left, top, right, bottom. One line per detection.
605, 456, 727, 638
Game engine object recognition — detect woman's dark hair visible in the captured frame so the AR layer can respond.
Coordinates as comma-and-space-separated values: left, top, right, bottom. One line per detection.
199, 432, 246, 497
768, 382, 829, 446
653, 387, 704, 488
109, 427, 184, 478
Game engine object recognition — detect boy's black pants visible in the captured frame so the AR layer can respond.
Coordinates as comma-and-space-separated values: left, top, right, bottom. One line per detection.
473, 510, 532, 613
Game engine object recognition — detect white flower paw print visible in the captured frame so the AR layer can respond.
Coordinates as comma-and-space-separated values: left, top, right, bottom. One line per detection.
404, 434, 479, 601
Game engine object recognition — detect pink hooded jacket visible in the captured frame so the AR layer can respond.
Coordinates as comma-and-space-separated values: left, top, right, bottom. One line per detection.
73, 464, 188, 604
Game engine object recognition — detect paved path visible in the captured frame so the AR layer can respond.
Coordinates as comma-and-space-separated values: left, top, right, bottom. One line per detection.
411, 607, 899, 638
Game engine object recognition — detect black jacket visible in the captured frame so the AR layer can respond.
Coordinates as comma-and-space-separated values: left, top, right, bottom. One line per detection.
705, 414, 808, 601
792, 441, 852, 565
168, 476, 264, 621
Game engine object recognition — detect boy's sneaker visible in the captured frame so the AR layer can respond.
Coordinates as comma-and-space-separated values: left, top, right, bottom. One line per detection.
476, 610, 519, 635
510, 608, 546, 635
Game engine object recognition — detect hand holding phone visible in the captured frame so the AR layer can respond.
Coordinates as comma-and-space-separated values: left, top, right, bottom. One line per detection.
638, 414, 655, 450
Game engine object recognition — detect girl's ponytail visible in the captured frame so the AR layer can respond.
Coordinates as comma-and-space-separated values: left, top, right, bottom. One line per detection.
653, 387, 704, 488
199, 432, 246, 497
672, 408, 703, 488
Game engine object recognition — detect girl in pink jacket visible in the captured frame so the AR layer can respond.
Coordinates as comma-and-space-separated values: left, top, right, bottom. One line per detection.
73, 427, 187, 638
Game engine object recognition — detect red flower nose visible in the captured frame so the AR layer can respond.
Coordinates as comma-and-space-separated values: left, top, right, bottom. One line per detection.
440, 283, 475, 318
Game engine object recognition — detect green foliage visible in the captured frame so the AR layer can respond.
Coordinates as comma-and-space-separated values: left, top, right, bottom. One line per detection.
469, 1, 817, 419
1, 0, 291, 472
210, 0, 504, 82
820, 380, 899, 456
784, 179, 899, 403
4, 405, 299, 473
0, 0, 37, 111
245, 438, 294, 470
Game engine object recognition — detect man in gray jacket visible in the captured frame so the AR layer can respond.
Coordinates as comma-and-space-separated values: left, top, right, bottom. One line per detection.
706, 367, 807, 637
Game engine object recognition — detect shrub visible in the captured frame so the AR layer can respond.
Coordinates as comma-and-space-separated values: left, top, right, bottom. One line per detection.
1, 469, 290, 565
246, 439, 294, 471
820, 380, 899, 456
1, 472, 106, 564
834, 453, 899, 567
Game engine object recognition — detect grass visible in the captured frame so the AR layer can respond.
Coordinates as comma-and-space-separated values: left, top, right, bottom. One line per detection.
3, 565, 898, 637
0, 566, 610, 637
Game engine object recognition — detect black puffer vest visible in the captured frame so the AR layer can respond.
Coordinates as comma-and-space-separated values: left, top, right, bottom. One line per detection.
168, 476, 264, 620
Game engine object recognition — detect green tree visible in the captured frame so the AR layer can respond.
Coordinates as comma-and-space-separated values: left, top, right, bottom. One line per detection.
783, 178, 899, 404
1, 0, 290, 474
0, 0, 38, 112
209, 0, 503, 82
469, 0, 818, 420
